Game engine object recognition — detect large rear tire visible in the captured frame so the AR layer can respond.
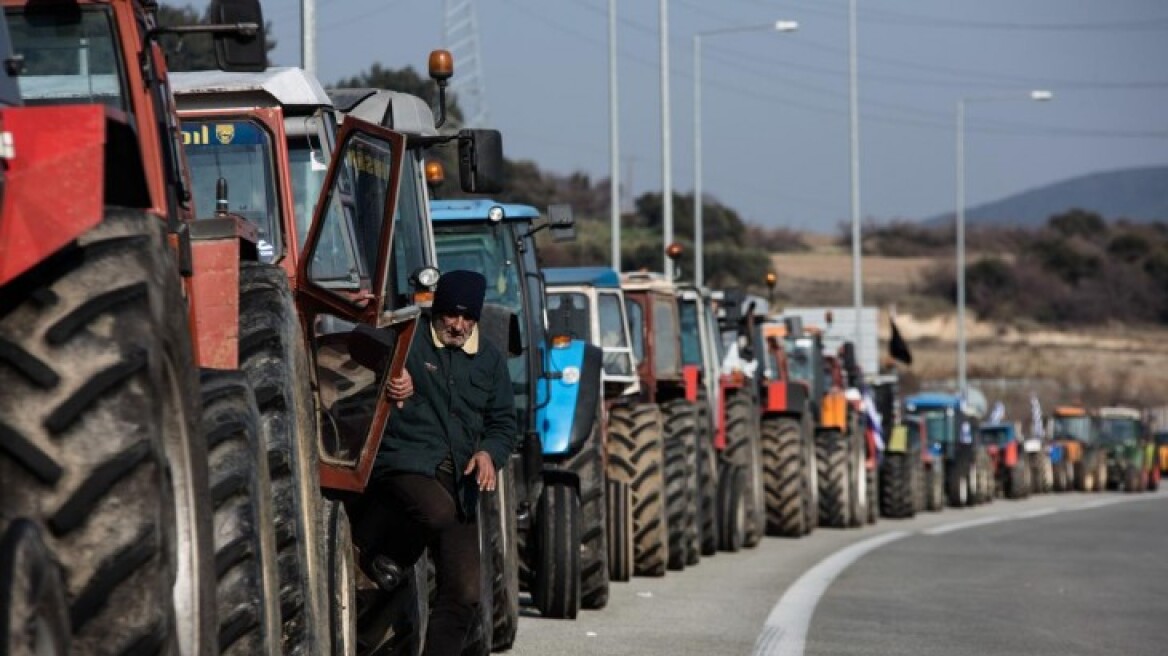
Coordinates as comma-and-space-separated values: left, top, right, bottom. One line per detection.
531, 483, 581, 619
605, 404, 667, 577
605, 479, 633, 582
200, 370, 281, 655
488, 465, 519, 649
761, 416, 805, 536
716, 463, 746, 552
816, 431, 851, 528
924, 464, 944, 512
694, 395, 719, 556
238, 262, 328, 655
879, 453, 915, 519
567, 409, 609, 611
660, 400, 696, 570
723, 393, 764, 547
0, 208, 214, 654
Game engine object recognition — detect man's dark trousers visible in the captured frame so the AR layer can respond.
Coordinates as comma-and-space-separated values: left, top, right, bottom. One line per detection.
356, 469, 481, 656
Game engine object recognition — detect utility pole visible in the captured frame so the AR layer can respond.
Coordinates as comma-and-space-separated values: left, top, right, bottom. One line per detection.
848, 0, 863, 352
660, 0, 674, 280
609, 0, 621, 271
301, 0, 316, 74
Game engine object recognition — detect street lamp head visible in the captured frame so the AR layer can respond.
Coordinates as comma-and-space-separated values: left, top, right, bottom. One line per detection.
773, 20, 799, 33
1030, 89, 1054, 102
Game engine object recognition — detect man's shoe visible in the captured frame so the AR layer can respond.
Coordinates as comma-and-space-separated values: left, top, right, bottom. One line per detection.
366, 555, 406, 592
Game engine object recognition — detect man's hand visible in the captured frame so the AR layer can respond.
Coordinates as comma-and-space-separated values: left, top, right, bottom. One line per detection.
385, 371, 413, 408
464, 451, 497, 492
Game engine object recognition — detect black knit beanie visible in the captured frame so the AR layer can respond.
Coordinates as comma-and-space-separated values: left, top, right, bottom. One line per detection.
431, 270, 487, 321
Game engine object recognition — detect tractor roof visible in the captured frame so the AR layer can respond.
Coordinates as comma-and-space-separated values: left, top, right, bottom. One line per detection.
326, 88, 437, 137
620, 271, 678, 294
1098, 406, 1141, 420
1053, 406, 1088, 417
171, 67, 331, 110
429, 199, 540, 223
904, 392, 963, 411
544, 267, 621, 289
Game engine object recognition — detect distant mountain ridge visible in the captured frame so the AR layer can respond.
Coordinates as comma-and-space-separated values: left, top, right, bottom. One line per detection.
925, 165, 1168, 227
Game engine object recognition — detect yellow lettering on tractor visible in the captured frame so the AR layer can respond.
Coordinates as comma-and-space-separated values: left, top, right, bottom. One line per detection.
181, 125, 210, 146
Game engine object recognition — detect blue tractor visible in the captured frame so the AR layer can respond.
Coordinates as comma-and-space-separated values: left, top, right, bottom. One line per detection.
903, 393, 993, 507
429, 200, 606, 619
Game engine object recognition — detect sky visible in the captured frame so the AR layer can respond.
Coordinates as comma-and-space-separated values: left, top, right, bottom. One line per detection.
194, 0, 1168, 232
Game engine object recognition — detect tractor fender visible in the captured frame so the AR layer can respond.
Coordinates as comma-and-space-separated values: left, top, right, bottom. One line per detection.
0, 106, 149, 286
540, 466, 581, 493
537, 339, 602, 457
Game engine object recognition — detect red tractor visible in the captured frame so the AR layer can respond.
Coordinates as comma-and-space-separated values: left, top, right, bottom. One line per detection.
0, 2, 503, 654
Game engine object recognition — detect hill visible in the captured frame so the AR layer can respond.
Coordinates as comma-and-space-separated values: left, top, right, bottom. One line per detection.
926, 165, 1168, 227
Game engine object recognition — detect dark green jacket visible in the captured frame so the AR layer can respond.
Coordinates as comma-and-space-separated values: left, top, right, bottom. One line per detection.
374, 320, 517, 516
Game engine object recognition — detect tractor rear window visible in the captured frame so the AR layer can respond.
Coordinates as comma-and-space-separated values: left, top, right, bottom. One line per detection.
7, 7, 126, 110
653, 298, 680, 377
1099, 418, 1140, 443
1052, 416, 1094, 443
547, 293, 590, 342
598, 292, 634, 377
678, 299, 701, 367
182, 119, 280, 261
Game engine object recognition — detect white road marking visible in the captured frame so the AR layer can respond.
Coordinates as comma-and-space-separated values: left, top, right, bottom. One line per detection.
752, 493, 1167, 656
922, 515, 1014, 536
752, 531, 909, 656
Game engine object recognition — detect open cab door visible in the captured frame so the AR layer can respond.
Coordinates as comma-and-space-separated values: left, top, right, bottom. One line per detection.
296, 116, 419, 492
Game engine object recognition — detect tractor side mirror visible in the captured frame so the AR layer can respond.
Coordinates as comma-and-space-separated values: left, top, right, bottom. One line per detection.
548, 204, 575, 242
458, 129, 504, 194
209, 0, 267, 72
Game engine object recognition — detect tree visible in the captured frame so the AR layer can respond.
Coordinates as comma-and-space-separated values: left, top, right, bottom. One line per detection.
157, 3, 277, 72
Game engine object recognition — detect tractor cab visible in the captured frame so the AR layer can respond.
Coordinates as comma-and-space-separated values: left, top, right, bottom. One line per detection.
545, 266, 640, 400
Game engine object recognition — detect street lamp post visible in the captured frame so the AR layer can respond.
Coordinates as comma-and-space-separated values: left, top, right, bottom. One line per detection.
609, 0, 620, 271
955, 89, 1053, 399
693, 20, 798, 287
660, 0, 674, 280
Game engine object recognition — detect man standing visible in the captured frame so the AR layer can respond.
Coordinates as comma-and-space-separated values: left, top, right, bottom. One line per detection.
358, 269, 517, 655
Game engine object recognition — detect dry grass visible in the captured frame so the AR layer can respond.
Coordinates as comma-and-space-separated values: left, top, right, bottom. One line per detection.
767, 247, 1168, 413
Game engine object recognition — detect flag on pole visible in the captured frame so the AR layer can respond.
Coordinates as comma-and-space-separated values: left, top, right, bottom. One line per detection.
862, 387, 885, 452
889, 315, 912, 365
1030, 394, 1045, 439
988, 401, 1006, 425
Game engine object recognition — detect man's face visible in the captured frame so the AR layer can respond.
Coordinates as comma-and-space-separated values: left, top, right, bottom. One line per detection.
433, 312, 477, 348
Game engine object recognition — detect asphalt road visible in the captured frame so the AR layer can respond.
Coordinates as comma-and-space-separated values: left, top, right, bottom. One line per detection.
507, 490, 1168, 656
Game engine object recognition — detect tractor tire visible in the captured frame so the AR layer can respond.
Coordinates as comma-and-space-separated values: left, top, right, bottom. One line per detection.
946, 458, 971, 508
238, 262, 328, 655
1124, 466, 1142, 493
605, 479, 633, 582
532, 483, 581, 619
1, 520, 71, 655
1075, 458, 1095, 492
910, 455, 926, 514
660, 399, 696, 570
865, 465, 878, 525
605, 404, 668, 577
694, 395, 719, 557
0, 208, 215, 654
322, 499, 358, 656
1095, 457, 1108, 493
879, 454, 915, 519
846, 431, 868, 528
716, 463, 746, 552
1053, 459, 1068, 492
724, 393, 764, 548
200, 370, 281, 655
816, 431, 851, 528
483, 464, 519, 648
978, 451, 995, 504
800, 413, 819, 535
567, 409, 609, 610
761, 416, 805, 536
1006, 459, 1029, 499
924, 464, 945, 512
